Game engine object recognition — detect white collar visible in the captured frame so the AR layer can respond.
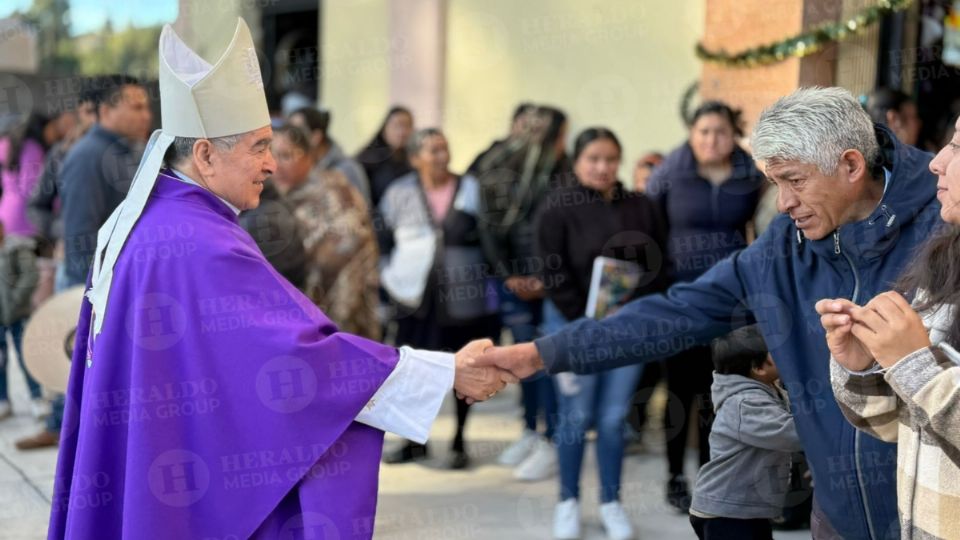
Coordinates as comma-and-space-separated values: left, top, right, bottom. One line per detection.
170, 169, 241, 216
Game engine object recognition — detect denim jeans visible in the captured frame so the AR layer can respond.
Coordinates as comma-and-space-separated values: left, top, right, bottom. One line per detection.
542, 299, 643, 503
0, 319, 41, 401
498, 282, 556, 438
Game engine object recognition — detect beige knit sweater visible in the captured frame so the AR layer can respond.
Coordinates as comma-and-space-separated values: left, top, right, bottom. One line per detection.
831, 302, 960, 540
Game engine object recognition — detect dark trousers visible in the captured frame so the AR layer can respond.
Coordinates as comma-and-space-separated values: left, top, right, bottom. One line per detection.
664, 346, 714, 476
626, 359, 663, 436
395, 309, 500, 452
689, 515, 773, 540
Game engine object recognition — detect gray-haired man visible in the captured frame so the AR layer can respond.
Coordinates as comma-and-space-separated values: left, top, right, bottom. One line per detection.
476, 87, 939, 539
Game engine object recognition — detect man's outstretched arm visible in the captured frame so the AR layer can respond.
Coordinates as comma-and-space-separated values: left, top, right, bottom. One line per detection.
474, 248, 760, 378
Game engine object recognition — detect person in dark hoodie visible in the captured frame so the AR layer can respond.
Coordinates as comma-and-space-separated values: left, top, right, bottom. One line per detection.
689, 325, 801, 540
476, 86, 940, 539
644, 101, 765, 512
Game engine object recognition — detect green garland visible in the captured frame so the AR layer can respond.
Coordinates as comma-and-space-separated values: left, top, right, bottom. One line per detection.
696, 0, 913, 68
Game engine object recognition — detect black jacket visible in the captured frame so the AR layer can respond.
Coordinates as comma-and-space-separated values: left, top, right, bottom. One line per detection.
536, 182, 671, 321
646, 143, 763, 283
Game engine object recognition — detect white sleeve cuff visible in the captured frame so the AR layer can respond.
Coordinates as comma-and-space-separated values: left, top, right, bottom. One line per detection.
354, 346, 455, 444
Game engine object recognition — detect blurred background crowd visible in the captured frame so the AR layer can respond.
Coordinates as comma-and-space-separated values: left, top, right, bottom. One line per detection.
2, 0, 960, 538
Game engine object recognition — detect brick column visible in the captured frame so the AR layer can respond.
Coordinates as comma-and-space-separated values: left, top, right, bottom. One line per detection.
699, 0, 843, 131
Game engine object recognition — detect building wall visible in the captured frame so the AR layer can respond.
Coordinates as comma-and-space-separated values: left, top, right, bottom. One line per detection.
443, 0, 704, 174
322, 0, 705, 177
321, 0, 393, 157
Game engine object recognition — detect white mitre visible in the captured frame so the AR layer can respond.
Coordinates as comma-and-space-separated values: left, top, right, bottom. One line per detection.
86, 18, 270, 337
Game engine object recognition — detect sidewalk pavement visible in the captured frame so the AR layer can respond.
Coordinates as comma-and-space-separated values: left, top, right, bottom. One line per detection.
0, 359, 809, 539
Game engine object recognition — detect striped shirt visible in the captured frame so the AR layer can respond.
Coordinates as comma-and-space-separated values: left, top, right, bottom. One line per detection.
831, 302, 960, 539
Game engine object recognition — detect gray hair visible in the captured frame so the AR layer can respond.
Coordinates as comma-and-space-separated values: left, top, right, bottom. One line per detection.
406, 127, 444, 157
751, 87, 880, 176
164, 134, 243, 167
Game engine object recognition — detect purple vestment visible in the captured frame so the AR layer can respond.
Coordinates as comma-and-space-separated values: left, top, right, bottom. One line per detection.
48, 172, 399, 539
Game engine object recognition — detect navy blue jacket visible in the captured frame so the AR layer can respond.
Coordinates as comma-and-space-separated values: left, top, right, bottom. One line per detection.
59, 125, 142, 286
536, 126, 938, 539
646, 143, 764, 283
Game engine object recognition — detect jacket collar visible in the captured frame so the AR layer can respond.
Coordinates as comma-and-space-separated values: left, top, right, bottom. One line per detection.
802, 125, 938, 264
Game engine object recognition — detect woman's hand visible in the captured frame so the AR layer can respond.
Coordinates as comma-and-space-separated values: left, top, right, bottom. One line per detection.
816, 298, 875, 371
505, 276, 545, 302
848, 291, 930, 368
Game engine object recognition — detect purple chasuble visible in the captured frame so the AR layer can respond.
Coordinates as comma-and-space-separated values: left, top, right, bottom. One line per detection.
48, 172, 399, 539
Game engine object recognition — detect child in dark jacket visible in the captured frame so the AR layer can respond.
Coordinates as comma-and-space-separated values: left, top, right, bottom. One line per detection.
689, 325, 802, 540
0, 220, 42, 418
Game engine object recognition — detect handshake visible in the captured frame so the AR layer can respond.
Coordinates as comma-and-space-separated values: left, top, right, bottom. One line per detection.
451, 339, 547, 403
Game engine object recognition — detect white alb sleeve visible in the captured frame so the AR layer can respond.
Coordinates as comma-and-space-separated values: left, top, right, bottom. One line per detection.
354, 346, 455, 444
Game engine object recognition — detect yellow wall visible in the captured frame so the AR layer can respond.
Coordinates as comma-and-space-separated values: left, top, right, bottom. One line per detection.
443, 0, 705, 176
322, 1, 705, 176
321, 0, 393, 155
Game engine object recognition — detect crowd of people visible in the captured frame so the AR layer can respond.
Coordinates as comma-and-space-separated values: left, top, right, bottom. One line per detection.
2, 72, 960, 540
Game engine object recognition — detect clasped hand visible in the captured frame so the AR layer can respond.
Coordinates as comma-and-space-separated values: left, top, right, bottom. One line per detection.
453, 339, 520, 403
816, 291, 930, 370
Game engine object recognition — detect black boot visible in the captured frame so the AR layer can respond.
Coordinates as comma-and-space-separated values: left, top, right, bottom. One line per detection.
447, 449, 470, 470
383, 441, 429, 464
666, 474, 692, 513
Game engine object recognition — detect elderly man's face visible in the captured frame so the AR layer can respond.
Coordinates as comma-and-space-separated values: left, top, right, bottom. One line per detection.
763, 156, 867, 241
205, 125, 276, 211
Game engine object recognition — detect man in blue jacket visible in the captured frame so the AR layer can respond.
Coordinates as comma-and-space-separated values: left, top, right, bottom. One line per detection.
475, 87, 938, 539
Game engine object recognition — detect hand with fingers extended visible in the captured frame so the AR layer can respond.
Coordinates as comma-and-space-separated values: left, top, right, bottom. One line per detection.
453, 339, 519, 404
469, 342, 545, 381
847, 291, 930, 368
816, 297, 875, 371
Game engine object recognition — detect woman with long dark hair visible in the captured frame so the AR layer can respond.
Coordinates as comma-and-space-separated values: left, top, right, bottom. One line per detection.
356, 106, 415, 210
473, 105, 569, 481
645, 101, 764, 512
819, 113, 960, 539
537, 127, 670, 539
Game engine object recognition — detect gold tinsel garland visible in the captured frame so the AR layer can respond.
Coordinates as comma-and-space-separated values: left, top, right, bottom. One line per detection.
696, 0, 913, 68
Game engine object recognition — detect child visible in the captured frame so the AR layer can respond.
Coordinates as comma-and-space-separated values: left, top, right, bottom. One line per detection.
0, 220, 43, 418
689, 325, 802, 540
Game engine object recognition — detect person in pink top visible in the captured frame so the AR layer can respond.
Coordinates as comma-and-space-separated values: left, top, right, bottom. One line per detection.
378, 128, 500, 469
0, 112, 72, 237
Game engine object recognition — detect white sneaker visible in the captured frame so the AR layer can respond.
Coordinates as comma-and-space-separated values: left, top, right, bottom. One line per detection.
497, 429, 538, 466
0, 401, 11, 420
31, 398, 51, 419
553, 498, 580, 539
514, 437, 557, 481
599, 501, 635, 540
